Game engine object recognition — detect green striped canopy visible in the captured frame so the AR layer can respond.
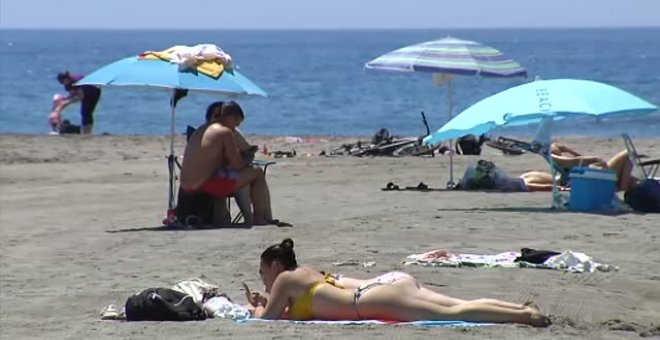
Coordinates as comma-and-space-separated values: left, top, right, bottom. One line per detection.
365, 37, 527, 78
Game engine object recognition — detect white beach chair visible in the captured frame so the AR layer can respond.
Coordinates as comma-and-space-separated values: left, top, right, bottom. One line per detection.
622, 133, 660, 180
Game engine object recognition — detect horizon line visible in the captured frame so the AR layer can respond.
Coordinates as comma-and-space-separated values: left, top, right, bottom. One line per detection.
1, 25, 659, 31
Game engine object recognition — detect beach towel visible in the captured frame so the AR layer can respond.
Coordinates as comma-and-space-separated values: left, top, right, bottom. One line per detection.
204, 296, 251, 320
404, 249, 615, 273
237, 318, 490, 327
139, 44, 232, 78
171, 278, 222, 305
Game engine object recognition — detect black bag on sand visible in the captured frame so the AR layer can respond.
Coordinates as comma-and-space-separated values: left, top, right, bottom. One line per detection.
125, 288, 207, 321
624, 179, 660, 213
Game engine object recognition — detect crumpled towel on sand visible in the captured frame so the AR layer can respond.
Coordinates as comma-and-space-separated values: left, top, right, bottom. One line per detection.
100, 304, 126, 320
404, 249, 616, 273
171, 278, 250, 320
203, 296, 251, 320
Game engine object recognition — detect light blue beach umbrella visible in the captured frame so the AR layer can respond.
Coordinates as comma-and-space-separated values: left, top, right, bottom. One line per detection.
365, 37, 527, 187
423, 78, 657, 208
423, 78, 658, 146
78, 56, 267, 96
77, 45, 267, 216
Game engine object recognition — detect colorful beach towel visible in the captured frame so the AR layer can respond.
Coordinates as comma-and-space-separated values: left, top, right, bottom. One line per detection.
237, 318, 490, 327
139, 44, 232, 78
404, 249, 616, 273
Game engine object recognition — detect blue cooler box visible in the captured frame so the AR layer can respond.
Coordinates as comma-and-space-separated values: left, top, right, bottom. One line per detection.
569, 167, 617, 212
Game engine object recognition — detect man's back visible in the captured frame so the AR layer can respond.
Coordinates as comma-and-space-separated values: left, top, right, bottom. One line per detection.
180, 122, 231, 190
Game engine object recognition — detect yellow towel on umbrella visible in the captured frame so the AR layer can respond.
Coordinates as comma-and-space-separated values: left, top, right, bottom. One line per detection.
139, 45, 227, 78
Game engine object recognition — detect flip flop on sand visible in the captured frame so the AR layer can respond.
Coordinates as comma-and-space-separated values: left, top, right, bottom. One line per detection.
382, 182, 430, 191
381, 182, 401, 191
270, 219, 293, 227
253, 219, 293, 227
405, 182, 430, 191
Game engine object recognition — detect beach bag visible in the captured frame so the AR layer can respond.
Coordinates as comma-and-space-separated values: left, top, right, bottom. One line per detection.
460, 160, 497, 190
624, 179, 660, 213
125, 287, 207, 321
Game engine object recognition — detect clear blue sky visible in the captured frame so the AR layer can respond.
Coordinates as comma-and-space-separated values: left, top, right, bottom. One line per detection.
1, 0, 659, 29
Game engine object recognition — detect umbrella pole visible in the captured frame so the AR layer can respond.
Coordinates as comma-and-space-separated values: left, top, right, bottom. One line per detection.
535, 118, 562, 209
447, 77, 455, 189
168, 89, 177, 213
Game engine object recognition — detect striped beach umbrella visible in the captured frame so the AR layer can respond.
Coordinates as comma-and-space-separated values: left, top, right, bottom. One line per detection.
365, 37, 527, 188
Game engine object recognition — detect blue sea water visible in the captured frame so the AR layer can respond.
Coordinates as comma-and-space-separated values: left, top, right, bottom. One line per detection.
0, 28, 659, 137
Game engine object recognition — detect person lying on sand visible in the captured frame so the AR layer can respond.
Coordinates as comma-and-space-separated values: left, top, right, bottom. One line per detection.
177, 101, 278, 226
243, 238, 550, 327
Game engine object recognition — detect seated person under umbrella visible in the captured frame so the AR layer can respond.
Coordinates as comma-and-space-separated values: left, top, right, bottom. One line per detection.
176, 101, 275, 226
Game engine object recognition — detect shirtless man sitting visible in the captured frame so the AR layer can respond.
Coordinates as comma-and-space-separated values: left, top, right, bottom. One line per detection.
176, 101, 274, 226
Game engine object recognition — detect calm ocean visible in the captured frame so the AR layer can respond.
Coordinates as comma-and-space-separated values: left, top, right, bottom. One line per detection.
0, 28, 658, 137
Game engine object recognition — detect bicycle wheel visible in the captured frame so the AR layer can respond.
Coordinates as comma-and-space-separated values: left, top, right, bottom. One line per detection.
392, 143, 438, 157
485, 140, 525, 155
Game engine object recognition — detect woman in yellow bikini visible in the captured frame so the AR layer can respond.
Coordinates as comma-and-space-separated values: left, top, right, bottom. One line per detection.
246, 238, 550, 327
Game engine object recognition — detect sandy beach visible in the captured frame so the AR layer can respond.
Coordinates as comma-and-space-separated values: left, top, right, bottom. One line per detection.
0, 134, 658, 339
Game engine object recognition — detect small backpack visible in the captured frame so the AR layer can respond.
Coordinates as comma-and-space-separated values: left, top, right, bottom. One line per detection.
125, 287, 208, 322
467, 160, 497, 190
624, 179, 660, 213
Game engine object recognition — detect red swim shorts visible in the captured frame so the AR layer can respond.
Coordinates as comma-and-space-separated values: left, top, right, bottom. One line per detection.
183, 177, 237, 197
201, 177, 238, 197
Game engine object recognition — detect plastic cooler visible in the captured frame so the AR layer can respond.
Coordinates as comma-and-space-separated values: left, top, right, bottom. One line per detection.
569, 167, 617, 212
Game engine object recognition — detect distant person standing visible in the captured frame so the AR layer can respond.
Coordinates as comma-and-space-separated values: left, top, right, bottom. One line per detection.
56, 71, 102, 134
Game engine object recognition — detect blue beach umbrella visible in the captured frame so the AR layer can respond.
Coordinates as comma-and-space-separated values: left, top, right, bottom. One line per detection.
365, 37, 527, 187
77, 45, 267, 216
423, 78, 658, 145
423, 78, 657, 208
78, 56, 267, 96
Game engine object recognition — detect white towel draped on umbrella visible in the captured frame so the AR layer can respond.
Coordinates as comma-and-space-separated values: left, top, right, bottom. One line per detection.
167, 44, 233, 70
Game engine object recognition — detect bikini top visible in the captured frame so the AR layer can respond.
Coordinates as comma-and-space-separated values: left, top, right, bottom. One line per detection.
288, 273, 344, 321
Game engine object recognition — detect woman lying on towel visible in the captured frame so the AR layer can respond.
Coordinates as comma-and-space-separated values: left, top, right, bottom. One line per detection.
244, 238, 550, 327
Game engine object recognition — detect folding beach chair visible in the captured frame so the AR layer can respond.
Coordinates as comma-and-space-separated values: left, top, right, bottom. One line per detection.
622, 133, 660, 180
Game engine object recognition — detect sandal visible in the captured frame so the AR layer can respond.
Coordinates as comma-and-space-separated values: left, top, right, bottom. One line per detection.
405, 182, 429, 191
381, 182, 401, 191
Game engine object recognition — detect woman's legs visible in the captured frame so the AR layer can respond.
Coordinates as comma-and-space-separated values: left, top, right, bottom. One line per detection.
606, 150, 636, 191
391, 275, 530, 310
520, 171, 557, 192
359, 286, 549, 326
249, 167, 273, 224
235, 167, 269, 224
416, 286, 528, 310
